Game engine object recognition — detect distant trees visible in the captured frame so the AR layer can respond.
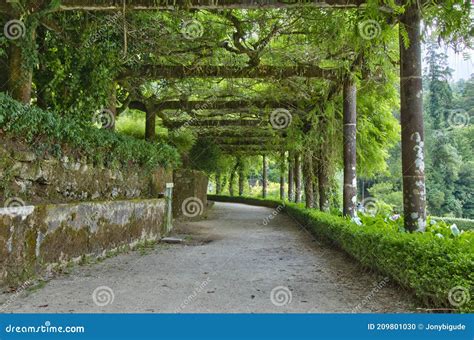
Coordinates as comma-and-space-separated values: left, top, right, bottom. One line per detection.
423, 40, 473, 218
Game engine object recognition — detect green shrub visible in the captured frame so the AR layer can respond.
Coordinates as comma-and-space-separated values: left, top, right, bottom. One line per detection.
115, 109, 168, 140
432, 217, 474, 231
0, 93, 180, 169
208, 194, 474, 312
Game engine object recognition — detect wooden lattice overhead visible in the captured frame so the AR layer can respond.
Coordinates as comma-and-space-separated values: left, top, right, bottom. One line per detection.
0, 0, 451, 229
156, 100, 308, 111
163, 118, 265, 129
54, 0, 368, 11
194, 128, 282, 138
118, 65, 338, 81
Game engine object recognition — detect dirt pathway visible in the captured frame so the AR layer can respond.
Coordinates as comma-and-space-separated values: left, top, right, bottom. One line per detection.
1, 202, 417, 313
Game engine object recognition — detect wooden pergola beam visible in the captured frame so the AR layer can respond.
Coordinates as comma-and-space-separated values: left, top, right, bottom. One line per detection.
220, 145, 280, 152
164, 119, 264, 128
56, 0, 367, 11
196, 130, 279, 138
214, 140, 275, 146
119, 65, 338, 80
212, 136, 276, 142
157, 99, 308, 111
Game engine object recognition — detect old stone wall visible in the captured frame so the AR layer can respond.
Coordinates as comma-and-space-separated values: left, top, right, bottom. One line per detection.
173, 169, 208, 218
0, 144, 172, 206
0, 139, 175, 287
0, 198, 167, 286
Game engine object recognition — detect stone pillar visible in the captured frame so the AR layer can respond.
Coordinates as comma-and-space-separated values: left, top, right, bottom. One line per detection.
303, 151, 314, 208
8, 26, 36, 103
215, 173, 222, 194
262, 154, 267, 198
288, 152, 294, 201
164, 183, 174, 234
400, 4, 426, 232
106, 82, 117, 130
312, 179, 319, 210
279, 151, 285, 201
294, 153, 302, 203
145, 110, 156, 141
317, 159, 330, 212
343, 80, 357, 217
172, 169, 208, 218
229, 170, 235, 197
238, 165, 244, 196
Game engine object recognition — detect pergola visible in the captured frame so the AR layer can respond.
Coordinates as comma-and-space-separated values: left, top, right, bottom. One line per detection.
1, 0, 426, 231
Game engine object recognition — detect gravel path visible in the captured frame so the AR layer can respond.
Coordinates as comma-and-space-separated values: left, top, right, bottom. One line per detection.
1, 202, 417, 313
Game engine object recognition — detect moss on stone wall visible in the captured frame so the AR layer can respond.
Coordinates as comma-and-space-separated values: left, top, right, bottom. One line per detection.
0, 198, 166, 287
0, 140, 173, 206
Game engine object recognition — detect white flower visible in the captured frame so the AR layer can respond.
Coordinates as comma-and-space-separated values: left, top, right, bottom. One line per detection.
390, 214, 400, 221
450, 224, 460, 237
435, 233, 444, 238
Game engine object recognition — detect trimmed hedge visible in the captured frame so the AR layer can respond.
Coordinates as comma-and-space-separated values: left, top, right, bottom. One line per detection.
208, 195, 474, 312
433, 217, 474, 232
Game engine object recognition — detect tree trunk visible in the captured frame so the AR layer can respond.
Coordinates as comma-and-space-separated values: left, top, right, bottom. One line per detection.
288, 152, 294, 201
238, 163, 244, 196
0, 16, 6, 92
317, 156, 330, 212
215, 173, 222, 194
312, 178, 319, 210
303, 151, 314, 208
229, 161, 239, 196
262, 155, 267, 198
279, 151, 285, 200
229, 170, 235, 196
0, 56, 8, 93
294, 153, 302, 203
280, 174, 285, 201
8, 43, 33, 103
400, 4, 426, 232
145, 110, 156, 141
35, 25, 48, 109
105, 82, 117, 130
343, 80, 357, 217
222, 175, 228, 195
6, 17, 38, 103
